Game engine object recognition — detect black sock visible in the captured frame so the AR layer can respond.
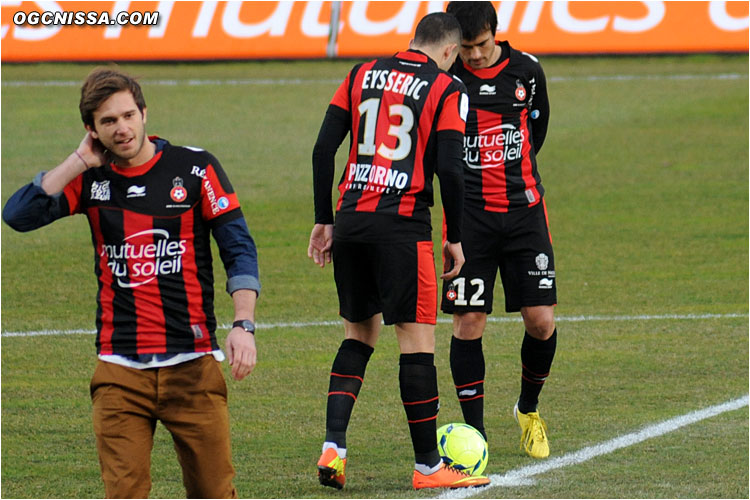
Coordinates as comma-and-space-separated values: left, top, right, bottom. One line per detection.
325, 339, 374, 448
518, 329, 557, 414
450, 336, 486, 440
399, 353, 441, 468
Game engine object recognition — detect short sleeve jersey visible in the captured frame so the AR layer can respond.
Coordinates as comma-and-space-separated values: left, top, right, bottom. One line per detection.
329, 50, 467, 241
451, 41, 548, 212
59, 138, 243, 356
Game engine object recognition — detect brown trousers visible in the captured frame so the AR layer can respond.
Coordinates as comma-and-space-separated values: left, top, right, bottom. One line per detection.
90, 356, 237, 498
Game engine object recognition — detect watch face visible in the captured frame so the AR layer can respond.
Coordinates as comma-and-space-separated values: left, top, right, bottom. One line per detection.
233, 320, 255, 333
241, 320, 255, 333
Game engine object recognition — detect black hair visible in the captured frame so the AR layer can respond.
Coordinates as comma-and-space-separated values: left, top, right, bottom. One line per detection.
413, 12, 462, 47
446, 1, 498, 41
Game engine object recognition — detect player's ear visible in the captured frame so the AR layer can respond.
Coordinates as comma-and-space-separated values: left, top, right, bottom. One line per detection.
142, 107, 147, 124
444, 43, 457, 61
85, 124, 98, 140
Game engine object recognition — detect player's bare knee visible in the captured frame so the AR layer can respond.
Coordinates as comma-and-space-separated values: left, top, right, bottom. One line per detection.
525, 320, 555, 340
454, 312, 486, 340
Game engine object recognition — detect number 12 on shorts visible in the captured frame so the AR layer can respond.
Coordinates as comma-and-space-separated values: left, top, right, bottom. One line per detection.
449, 277, 485, 306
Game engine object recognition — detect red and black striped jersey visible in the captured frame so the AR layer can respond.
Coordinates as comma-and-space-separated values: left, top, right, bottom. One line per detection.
323, 50, 468, 241
58, 138, 244, 356
451, 41, 550, 212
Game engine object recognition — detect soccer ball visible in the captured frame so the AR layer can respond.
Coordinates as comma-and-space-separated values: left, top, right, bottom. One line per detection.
436, 423, 488, 475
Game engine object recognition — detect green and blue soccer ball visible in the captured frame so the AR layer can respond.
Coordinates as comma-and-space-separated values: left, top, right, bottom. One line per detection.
436, 423, 488, 475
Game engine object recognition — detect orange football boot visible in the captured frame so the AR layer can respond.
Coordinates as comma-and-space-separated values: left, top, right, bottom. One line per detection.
413, 462, 490, 490
317, 447, 347, 489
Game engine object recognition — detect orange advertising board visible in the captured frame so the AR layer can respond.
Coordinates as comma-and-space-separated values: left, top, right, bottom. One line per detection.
1, 1, 748, 62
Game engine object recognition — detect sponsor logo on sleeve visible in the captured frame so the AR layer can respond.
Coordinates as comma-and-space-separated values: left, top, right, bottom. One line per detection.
203, 178, 232, 215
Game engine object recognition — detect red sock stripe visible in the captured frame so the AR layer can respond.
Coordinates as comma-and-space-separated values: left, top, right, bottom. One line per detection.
521, 364, 550, 378
521, 374, 547, 385
331, 372, 364, 383
407, 414, 438, 424
454, 379, 484, 389
328, 391, 357, 400
402, 395, 439, 406
458, 394, 485, 402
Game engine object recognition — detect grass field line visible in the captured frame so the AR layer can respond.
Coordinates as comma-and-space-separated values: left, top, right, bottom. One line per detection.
436, 394, 750, 499
2, 73, 746, 88
1, 312, 746, 337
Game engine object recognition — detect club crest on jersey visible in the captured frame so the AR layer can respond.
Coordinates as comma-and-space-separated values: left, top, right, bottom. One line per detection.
170, 177, 188, 203
515, 80, 526, 101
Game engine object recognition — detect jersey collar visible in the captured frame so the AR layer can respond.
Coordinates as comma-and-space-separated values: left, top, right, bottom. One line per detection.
463, 41, 510, 79
109, 136, 164, 177
394, 49, 437, 69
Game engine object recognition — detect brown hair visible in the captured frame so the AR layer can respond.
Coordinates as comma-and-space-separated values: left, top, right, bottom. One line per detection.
79, 67, 146, 128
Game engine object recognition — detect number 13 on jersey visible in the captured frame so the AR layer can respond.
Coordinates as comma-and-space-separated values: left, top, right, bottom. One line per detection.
357, 98, 415, 162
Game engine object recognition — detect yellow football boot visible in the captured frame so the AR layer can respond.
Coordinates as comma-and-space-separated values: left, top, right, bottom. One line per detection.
514, 403, 550, 459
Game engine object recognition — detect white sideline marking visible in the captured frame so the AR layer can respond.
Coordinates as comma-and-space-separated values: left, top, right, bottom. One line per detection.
2, 73, 746, 88
436, 395, 750, 499
1, 312, 746, 337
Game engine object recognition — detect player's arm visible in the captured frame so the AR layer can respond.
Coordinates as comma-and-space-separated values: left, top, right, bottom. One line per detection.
309, 70, 353, 268
3, 173, 72, 232
227, 288, 257, 381
529, 61, 550, 154
436, 130, 466, 280
40, 132, 106, 194
213, 216, 260, 381
1, 133, 102, 231
312, 104, 349, 227
437, 130, 464, 242
201, 154, 260, 381
309, 101, 350, 268
213, 216, 261, 297
436, 88, 468, 279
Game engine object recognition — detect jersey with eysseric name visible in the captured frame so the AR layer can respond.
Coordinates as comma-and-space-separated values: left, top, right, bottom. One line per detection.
451, 41, 550, 213
60, 137, 243, 356
330, 50, 468, 239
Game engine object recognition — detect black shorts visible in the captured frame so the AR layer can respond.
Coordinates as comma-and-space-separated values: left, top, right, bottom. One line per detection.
333, 239, 437, 325
441, 200, 556, 314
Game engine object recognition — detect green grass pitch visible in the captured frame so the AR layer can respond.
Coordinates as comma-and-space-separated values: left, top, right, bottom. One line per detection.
1, 55, 748, 498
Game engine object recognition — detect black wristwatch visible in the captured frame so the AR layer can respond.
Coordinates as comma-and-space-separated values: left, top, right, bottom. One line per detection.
232, 319, 255, 335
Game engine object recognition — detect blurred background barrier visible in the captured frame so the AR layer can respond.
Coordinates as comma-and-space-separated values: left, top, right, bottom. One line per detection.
1, 1, 748, 62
